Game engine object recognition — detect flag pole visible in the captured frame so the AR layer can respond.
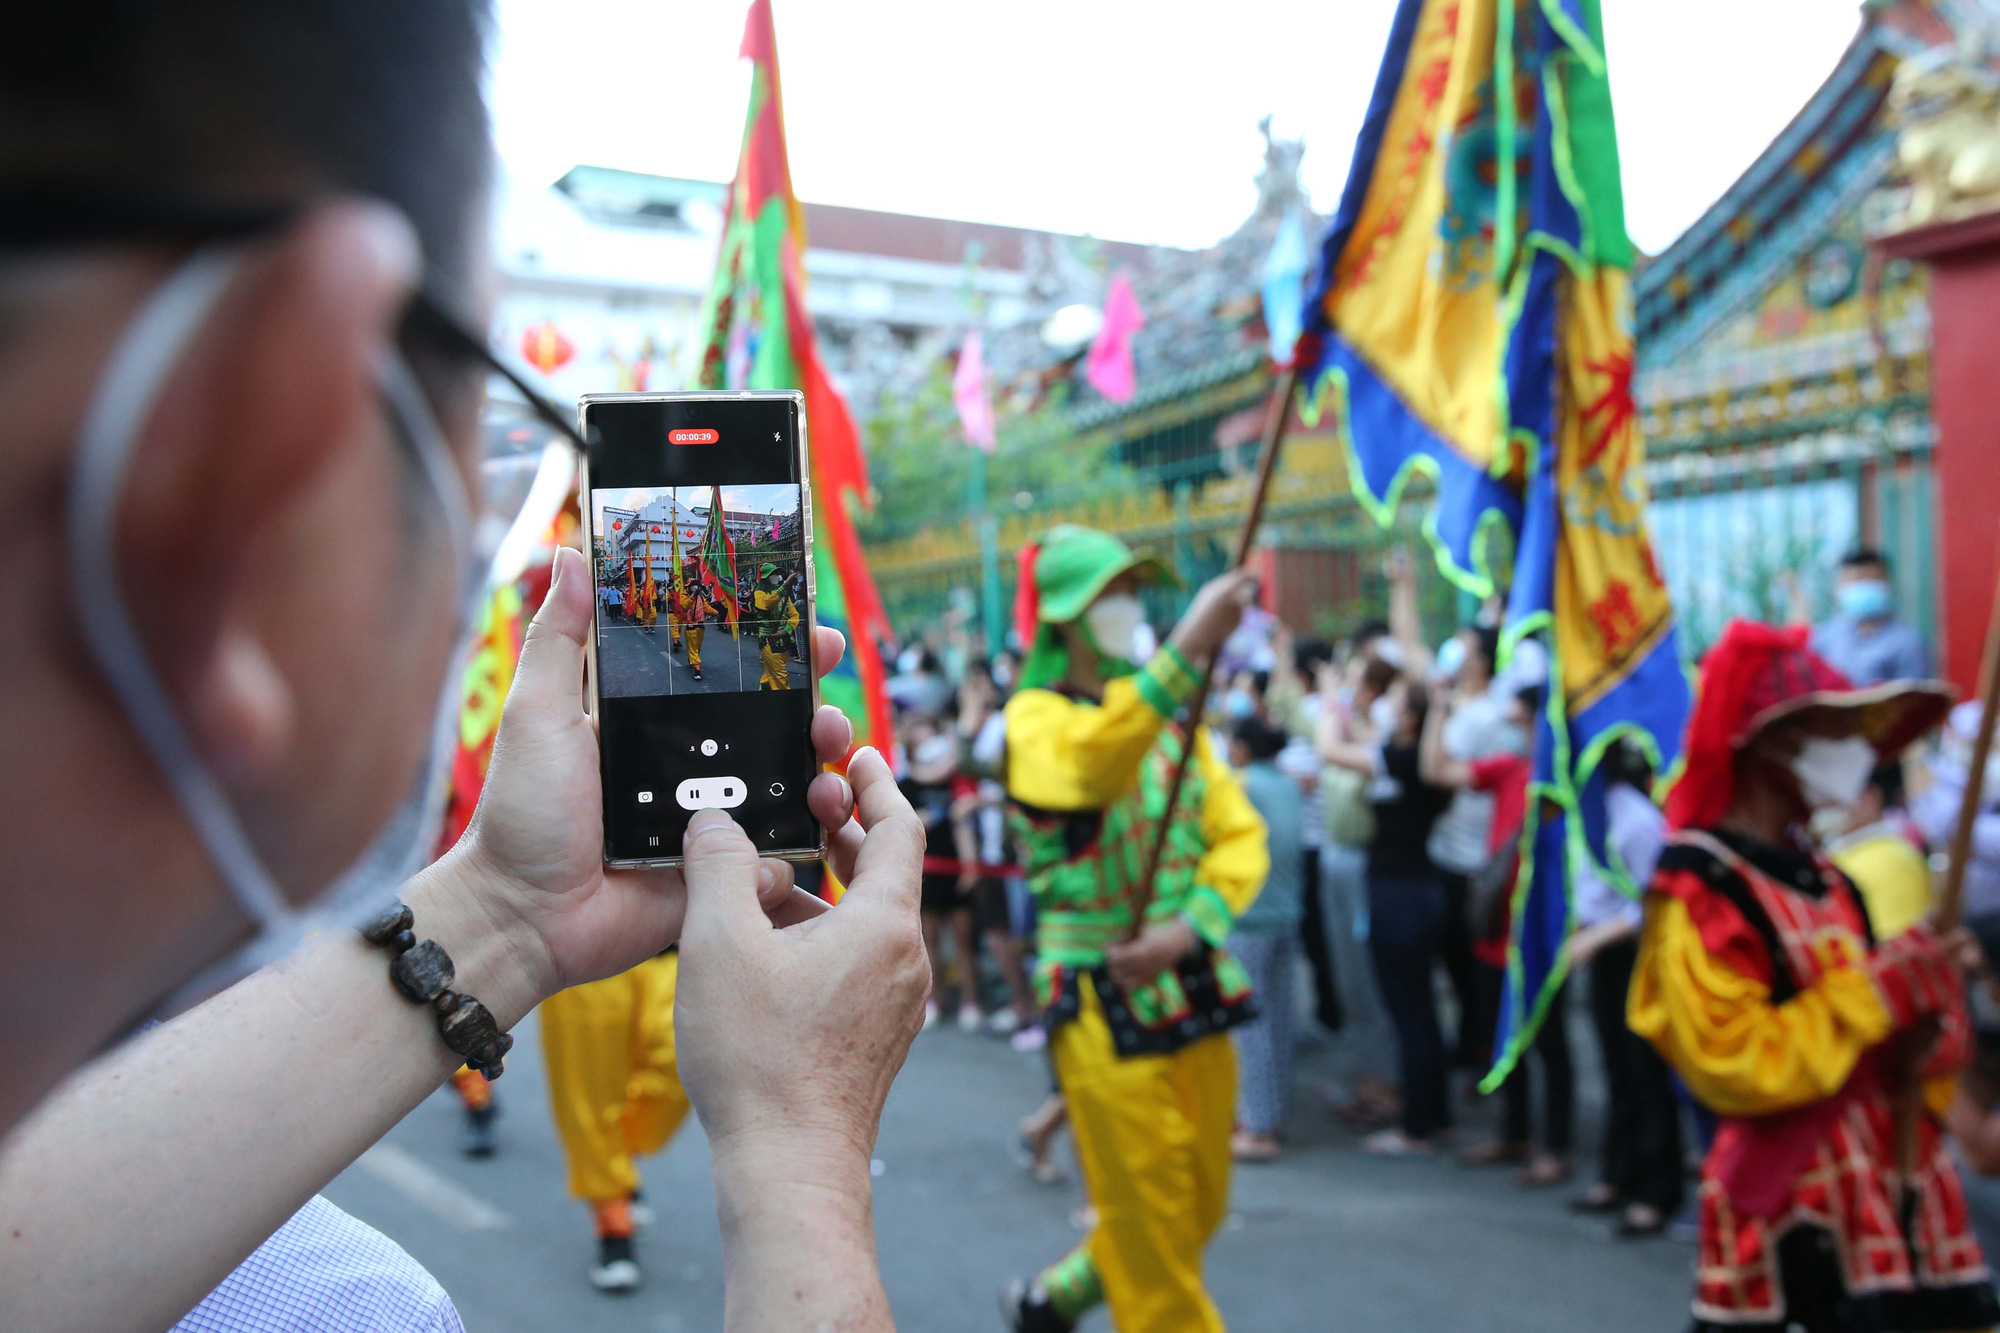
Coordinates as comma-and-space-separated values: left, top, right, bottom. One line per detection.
1895, 532, 2000, 1184
1124, 364, 1299, 939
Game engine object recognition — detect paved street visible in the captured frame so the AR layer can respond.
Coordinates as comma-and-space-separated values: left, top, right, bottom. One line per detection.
597, 613, 807, 697
324, 993, 1717, 1333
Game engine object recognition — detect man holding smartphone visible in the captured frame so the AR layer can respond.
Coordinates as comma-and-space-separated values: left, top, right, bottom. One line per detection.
0, 4, 930, 1332
1001, 526, 1265, 1333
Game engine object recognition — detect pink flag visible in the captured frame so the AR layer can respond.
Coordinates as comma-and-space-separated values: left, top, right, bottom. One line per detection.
1085, 272, 1144, 404
952, 330, 997, 453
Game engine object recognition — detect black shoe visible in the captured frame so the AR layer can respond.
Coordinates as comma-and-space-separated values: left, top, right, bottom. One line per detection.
590, 1235, 641, 1292
691, 668, 702, 679
999, 1279, 1073, 1332
460, 1102, 498, 1158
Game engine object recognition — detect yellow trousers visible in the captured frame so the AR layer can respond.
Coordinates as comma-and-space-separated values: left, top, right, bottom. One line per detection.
759, 643, 789, 690
1053, 979, 1235, 1333
685, 625, 704, 670
539, 952, 691, 1203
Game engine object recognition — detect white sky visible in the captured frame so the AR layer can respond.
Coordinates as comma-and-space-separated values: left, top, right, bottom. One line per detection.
489, 0, 1863, 256
592, 484, 797, 522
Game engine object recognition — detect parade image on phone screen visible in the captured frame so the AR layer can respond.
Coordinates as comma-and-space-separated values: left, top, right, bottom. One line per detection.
580, 392, 822, 865
591, 484, 808, 697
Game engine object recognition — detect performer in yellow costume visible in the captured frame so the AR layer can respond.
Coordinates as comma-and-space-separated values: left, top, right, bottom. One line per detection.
679, 562, 711, 680
540, 949, 692, 1294
1629, 621, 1993, 1333
1000, 525, 1266, 1333
753, 564, 800, 690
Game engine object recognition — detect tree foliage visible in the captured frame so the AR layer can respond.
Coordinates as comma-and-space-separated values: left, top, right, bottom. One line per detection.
859, 364, 1107, 544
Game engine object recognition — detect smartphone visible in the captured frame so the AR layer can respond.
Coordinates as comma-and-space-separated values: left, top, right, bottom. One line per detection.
579, 390, 824, 867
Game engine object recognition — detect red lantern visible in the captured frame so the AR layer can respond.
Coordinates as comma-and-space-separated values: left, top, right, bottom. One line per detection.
520, 320, 575, 375
651, 524, 662, 533
612, 520, 623, 530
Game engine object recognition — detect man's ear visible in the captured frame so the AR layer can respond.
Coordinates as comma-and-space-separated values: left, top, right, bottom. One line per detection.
114, 201, 420, 779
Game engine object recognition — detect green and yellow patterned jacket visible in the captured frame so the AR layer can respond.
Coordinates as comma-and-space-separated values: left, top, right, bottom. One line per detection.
1004, 645, 1268, 1056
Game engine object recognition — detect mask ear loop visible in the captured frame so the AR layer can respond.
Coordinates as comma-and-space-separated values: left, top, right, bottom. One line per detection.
65, 245, 295, 929
337, 348, 487, 894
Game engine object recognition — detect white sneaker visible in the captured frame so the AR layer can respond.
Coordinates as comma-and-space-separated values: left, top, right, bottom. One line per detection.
589, 1237, 641, 1293
986, 1007, 1021, 1036
923, 1002, 941, 1031
1010, 1025, 1047, 1053
957, 1003, 983, 1032
590, 1258, 641, 1292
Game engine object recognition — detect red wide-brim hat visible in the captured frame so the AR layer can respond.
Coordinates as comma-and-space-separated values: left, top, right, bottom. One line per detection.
1663, 619, 1954, 831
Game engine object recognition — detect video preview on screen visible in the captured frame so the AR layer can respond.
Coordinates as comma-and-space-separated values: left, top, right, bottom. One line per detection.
592, 483, 808, 698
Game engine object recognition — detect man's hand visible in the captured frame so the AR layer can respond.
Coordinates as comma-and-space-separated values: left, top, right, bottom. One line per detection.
1105, 919, 1198, 992
1168, 568, 1258, 664
435, 546, 860, 1014
673, 748, 928, 1159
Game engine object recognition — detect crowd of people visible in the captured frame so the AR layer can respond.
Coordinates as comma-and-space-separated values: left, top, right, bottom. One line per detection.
863, 537, 2000, 1333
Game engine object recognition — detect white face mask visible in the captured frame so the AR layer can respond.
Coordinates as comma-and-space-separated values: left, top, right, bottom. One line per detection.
1787, 735, 1878, 811
1435, 635, 1467, 680
1082, 593, 1146, 665
68, 247, 484, 1012
1369, 695, 1400, 737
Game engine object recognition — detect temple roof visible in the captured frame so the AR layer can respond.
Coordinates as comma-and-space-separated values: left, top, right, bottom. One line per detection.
1634, 1, 1955, 368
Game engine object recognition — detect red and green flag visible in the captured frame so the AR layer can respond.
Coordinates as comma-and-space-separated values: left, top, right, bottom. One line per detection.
695, 0, 892, 752
697, 484, 743, 634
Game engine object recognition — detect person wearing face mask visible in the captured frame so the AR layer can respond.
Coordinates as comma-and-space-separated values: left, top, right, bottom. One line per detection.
0, 6, 933, 1331
1811, 549, 1932, 688
1627, 619, 1994, 1333
998, 525, 1266, 1333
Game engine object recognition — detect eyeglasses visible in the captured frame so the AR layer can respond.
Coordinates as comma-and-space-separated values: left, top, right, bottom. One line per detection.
0, 187, 593, 457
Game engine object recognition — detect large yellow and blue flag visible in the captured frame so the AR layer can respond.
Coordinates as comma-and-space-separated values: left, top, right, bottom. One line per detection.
1298, 0, 1691, 1082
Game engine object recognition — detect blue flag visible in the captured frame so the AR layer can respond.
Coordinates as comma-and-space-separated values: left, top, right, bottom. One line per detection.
1298, 0, 1691, 1084
1261, 211, 1310, 366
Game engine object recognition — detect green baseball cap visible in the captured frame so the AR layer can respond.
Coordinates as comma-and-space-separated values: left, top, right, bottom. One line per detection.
1031, 524, 1179, 624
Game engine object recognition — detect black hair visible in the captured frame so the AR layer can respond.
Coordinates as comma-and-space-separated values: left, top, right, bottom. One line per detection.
1353, 619, 1391, 645
1359, 656, 1401, 699
1295, 638, 1335, 674
917, 649, 942, 675
1513, 684, 1544, 719
1601, 736, 1654, 794
1868, 757, 1906, 809
1250, 670, 1271, 699
1469, 624, 1501, 673
3, 2, 493, 297
1840, 549, 1890, 574
1231, 715, 1287, 762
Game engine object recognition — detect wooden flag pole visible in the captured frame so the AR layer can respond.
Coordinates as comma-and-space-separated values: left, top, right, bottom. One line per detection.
1123, 364, 1300, 940
1895, 534, 2000, 1183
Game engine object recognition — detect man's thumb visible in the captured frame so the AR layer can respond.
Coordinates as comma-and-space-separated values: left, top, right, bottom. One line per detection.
679, 809, 764, 940
508, 546, 591, 717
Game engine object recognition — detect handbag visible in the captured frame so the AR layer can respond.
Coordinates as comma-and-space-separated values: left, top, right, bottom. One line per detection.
1321, 763, 1375, 848
1465, 837, 1520, 942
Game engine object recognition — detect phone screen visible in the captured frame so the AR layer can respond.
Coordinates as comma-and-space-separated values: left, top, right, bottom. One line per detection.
581, 392, 820, 864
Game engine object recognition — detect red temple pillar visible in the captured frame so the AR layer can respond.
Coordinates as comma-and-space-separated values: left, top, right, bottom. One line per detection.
1878, 211, 2000, 697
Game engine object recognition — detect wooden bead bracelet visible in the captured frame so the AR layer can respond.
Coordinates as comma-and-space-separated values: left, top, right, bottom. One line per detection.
359, 901, 512, 1081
